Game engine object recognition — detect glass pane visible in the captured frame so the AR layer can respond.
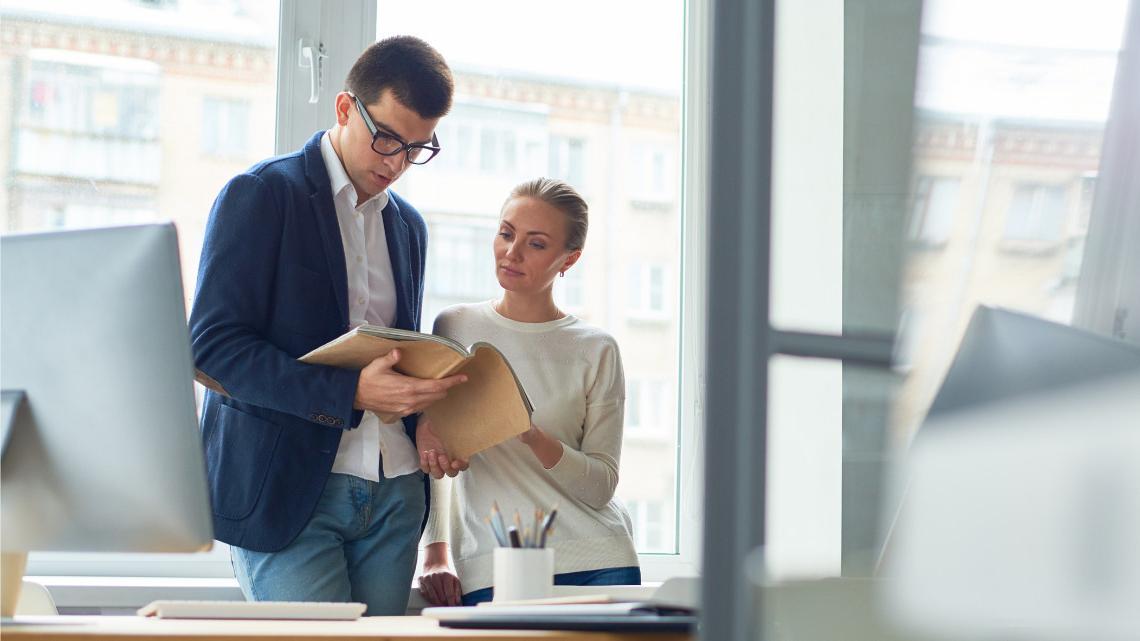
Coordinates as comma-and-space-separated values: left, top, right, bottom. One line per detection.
767, 356, 900, 578
896, 0, 1133, 440
1, 0, 279, 309
378, 0, 683, 555
2, 0, 280, 577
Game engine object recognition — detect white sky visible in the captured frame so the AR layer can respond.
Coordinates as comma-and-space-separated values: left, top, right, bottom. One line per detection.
921, 0, 1130, 50
375, 0, 684, 93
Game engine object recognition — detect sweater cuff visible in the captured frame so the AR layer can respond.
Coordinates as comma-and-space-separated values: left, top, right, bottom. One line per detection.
546, 442, 589, 491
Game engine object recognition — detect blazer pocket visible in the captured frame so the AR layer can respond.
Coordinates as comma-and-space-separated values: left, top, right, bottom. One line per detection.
206, 404, 282, 521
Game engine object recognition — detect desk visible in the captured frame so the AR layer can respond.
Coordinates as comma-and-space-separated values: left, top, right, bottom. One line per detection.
1, 615, 693, 641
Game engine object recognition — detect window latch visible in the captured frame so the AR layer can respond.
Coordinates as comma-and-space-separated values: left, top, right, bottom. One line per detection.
298, 39, 327, 104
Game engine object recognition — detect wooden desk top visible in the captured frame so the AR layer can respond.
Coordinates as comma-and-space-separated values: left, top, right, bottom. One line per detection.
1, 615, 693, 641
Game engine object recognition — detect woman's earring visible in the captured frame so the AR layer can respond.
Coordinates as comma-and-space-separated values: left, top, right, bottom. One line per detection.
559, 270, 565, 278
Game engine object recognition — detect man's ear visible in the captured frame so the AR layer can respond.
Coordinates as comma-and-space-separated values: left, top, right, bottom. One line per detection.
334, 92, 353, 127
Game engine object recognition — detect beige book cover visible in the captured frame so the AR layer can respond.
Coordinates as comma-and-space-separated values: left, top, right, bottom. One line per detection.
299, 326, 532, 459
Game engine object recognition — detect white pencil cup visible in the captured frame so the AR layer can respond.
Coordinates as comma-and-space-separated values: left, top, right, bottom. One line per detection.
492, 547, 554, 602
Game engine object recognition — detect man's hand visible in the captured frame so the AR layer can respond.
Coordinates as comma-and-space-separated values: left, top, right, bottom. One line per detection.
353, 349, 466, 417
417, 416, 469, 479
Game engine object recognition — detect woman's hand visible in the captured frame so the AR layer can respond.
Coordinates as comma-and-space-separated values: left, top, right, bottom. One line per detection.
517, 423, 564, 469
418, 565, 463, 606
416, 416, 469, 479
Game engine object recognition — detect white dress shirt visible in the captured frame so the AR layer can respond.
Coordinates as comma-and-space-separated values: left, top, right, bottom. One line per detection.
320, 132, 419, 480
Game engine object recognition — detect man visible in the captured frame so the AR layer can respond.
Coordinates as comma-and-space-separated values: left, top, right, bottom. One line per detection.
189, 36, 465, 615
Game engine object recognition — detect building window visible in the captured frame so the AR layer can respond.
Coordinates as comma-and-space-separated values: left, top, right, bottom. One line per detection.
201, 97, 251, 158
550, 136, 586, 186
427, 222, 500, 300
908, 176, 959, 246
627, 263, 667, 318
479, 127, 519, 174
554, 266, 584, 312
629, 142, 672, 204
626, 378, 666, 432
1003, 183, 1067, 243
1076, 173, 1097, 234
17, 51, 161, 185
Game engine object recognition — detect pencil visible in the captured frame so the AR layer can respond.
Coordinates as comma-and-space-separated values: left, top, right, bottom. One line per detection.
539, 508, 558, 548
533, 508, 543, 548
484, 516, 507, 547
491, 501, 509, 546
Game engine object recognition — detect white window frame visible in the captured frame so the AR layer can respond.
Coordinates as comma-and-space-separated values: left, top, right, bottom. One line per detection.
25, 0, 710, 596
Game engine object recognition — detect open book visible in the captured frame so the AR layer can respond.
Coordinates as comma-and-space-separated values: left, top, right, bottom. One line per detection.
299, 325, 532, 459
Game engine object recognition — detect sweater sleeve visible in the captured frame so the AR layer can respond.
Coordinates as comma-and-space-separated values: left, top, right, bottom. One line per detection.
423, 475, 452, 544
545, 337, 626, 510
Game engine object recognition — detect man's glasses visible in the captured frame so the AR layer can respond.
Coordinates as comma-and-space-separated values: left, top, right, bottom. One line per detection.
351, 94, 441, 165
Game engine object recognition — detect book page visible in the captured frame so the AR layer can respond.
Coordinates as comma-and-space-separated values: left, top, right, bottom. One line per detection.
423, 345, 531, 459
300, 333, 466, 379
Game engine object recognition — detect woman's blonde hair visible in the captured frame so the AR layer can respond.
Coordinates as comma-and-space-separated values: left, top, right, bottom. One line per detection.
504, 177, 589, 251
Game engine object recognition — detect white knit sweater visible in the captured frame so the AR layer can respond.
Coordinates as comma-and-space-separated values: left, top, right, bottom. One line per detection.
423, 301, 638, 594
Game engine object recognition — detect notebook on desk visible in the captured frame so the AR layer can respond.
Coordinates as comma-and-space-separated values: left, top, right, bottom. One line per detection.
423, 579, 700, 634
437, 614, 698, 633
137, 600, 366, 620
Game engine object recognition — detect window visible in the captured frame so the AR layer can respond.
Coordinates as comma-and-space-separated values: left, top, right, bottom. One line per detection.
625, 499, 666, 551
629, 141, 672, 204
625, 378, 667, 433
16, 51, 161, 193
4, 0, 281, 585
550, 136, 586, 186
1003, 183, 1068, 244
1076, 173, 1096, 234
378, 1, 687, 570
201, 97, 251, 158
553, 265, 584, 312
908, 176, 959, 246
424, 221, 500, 323
4, 0, 695, 596
627, 263, 667, 318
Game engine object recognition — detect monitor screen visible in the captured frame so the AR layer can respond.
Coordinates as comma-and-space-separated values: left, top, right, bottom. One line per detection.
926, 305, 1140, 421
1, 223, 212, 553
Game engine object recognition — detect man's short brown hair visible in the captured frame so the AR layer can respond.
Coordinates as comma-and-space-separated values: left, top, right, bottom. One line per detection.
345, 35, 453, 119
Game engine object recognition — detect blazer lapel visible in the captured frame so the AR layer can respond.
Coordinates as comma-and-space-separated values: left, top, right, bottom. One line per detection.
303, 134, 349, 330
381, 199, 414, 331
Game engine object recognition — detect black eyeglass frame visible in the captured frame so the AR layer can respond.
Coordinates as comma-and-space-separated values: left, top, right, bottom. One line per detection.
349, 93, 441, 165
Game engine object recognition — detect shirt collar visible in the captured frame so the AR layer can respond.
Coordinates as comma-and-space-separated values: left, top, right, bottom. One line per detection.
320, 131, 390, 211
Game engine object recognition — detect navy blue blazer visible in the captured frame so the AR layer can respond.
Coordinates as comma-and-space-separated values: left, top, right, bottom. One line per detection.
189, 131, 428, 552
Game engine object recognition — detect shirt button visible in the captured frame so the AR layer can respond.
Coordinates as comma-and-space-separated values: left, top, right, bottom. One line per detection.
357, 296, 365, 305
356, 256, 363, 263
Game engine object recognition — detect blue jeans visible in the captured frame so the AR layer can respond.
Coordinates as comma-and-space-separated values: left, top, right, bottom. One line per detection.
230, 472, 425, 615
461, 566, 642, 606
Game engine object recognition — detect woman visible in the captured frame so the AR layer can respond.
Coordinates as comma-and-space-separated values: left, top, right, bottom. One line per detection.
417, 177, 639, 606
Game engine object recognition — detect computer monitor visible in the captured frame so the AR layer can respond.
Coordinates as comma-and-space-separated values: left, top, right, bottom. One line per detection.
925, 305, 1140, 421
1, 223, 213, 556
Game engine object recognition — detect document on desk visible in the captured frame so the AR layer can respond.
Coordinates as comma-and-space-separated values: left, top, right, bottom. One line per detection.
423, 602, 695, 619
137, 600, 366, 620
